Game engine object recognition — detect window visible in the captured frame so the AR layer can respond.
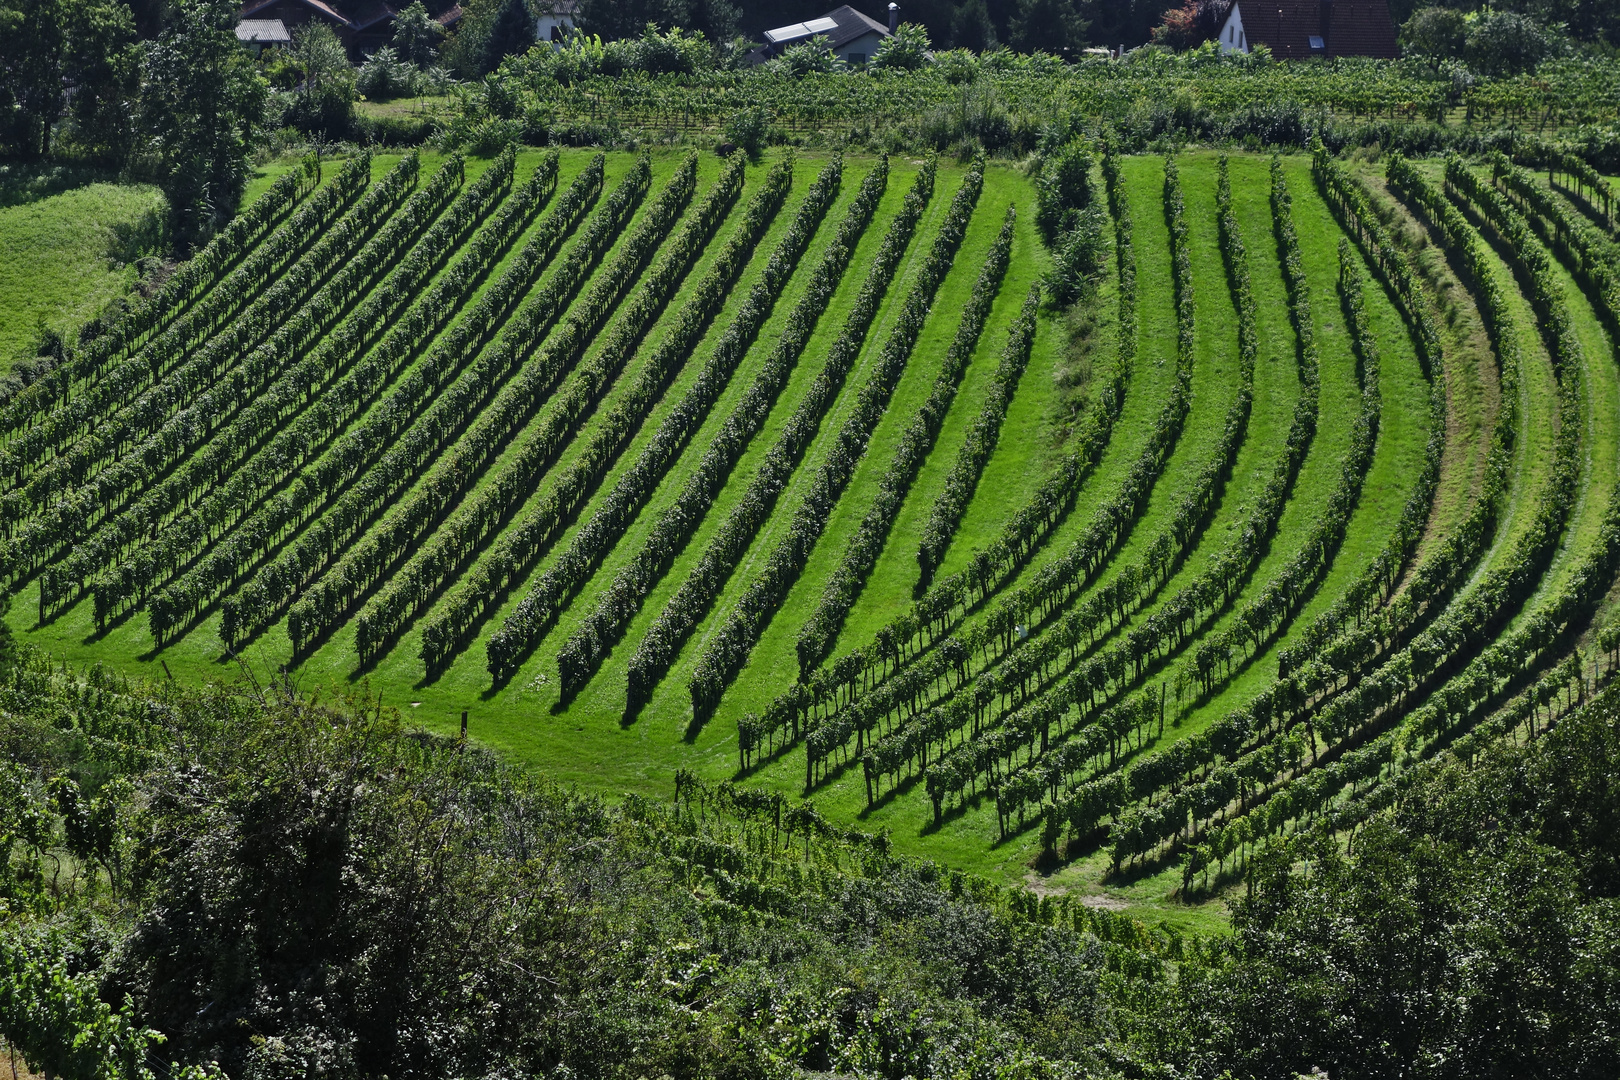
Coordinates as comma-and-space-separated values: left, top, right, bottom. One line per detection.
848, 52, 866, 64
1308, 34, 1325, 49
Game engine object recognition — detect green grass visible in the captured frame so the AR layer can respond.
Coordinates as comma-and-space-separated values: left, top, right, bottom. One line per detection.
0, 181, 165, 368
16, 148, 1620, 942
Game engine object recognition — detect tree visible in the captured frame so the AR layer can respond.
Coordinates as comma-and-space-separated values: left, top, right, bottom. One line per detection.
1008, 0, 1088, 55
574, 0, 738, 42
1150, 0, 1229, 50
1464, 8, 1564, 76
62, 0, 140, 161
282, 22, 354, 134
951, 0, 997, 51
0, 0, 67, 158
483, 0, 536, 71
871, 21, 932, 69
1400, 5, 1467, 59
139, 0, 266, 248
391, 0, 445, 65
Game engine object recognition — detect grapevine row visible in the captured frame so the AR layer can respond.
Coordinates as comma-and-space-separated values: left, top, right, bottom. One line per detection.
0, 156, 370, 489
922, 152, 1301, 825
793, 207, 1017, 679
33, 154, 462, 620
685, 155, 983, 720
205, 152, 620, 649
423, 154, 803, 675
482, 157, 846, 681
283, 155, 692, 656
623, 157, 939, 714
1112, 153, 1592, 871
0, 170, 306, 442
0, 155, 400, 590
354, 152, 758, 665
740, 148, 1131, 769
549, 159, 892, 694
800, 151, 1212, 791
72, 151, 528, 628
753, 152, 1144, 752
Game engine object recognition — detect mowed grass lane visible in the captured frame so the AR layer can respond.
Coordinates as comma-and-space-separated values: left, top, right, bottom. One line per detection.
720, 169, 1013, 723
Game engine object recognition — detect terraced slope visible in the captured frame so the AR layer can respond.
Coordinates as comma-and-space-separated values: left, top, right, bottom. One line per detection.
12, 145, 1620, 922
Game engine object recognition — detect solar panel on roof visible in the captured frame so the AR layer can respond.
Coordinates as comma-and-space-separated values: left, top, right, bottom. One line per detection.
765, 15, 840, 43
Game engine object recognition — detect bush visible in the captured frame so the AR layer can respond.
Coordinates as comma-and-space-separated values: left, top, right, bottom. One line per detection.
871, 21, 931, 70
600, 23, 711, 76
1044, 203, 1106, 306
1401, 6, 1467, 60
1035, 139, 1095, 242
766, 34, 844, 77
932, 47, 980, 83
356, 46, 417, 101
724, 105, 768, 157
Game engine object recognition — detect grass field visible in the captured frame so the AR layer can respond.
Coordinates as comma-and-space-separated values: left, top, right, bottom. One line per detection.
0, 180, 165, 368
9, 145, 1619, 933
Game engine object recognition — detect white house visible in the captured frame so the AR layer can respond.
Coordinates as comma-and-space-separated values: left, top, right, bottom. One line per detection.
1216, 3, 1247, 54
535, 0, 576, 47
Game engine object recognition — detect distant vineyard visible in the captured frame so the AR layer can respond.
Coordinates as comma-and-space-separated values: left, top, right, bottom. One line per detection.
11, 140, 1620, 886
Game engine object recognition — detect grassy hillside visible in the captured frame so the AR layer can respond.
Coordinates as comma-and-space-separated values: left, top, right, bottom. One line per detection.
0, 180, 165, 368
6, 143, 1618, 935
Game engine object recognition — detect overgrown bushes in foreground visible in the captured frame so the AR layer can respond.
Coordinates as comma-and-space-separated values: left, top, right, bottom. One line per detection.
4, 633, 1620, 1078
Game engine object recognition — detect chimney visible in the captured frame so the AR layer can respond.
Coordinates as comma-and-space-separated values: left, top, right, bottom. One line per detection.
888, 2, 899, 34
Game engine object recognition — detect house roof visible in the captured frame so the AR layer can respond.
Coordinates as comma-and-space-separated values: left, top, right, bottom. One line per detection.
236, 17, 291, 41
434, 2, 461, 25
238, 0, 397, 31
761, 5, 890, 51
1234, 0, 1397, 59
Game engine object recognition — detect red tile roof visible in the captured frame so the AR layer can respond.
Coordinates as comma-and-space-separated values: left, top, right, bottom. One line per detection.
1237, 0, 1397, 60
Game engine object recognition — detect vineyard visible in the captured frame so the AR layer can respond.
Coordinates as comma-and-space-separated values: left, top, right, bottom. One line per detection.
9, 141, 1620, 915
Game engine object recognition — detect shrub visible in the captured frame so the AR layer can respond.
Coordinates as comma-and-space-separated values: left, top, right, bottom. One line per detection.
1035, 139, 1095, 242
357, 46, 417, 101
1044, 203, 1106, 307
1401, 6, 1467, 60
932, 47, 980, 84
1465, 9, 1565, 76
767, 34, 844, 77
724, 106, 768, 157
872, 22, 931, 70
